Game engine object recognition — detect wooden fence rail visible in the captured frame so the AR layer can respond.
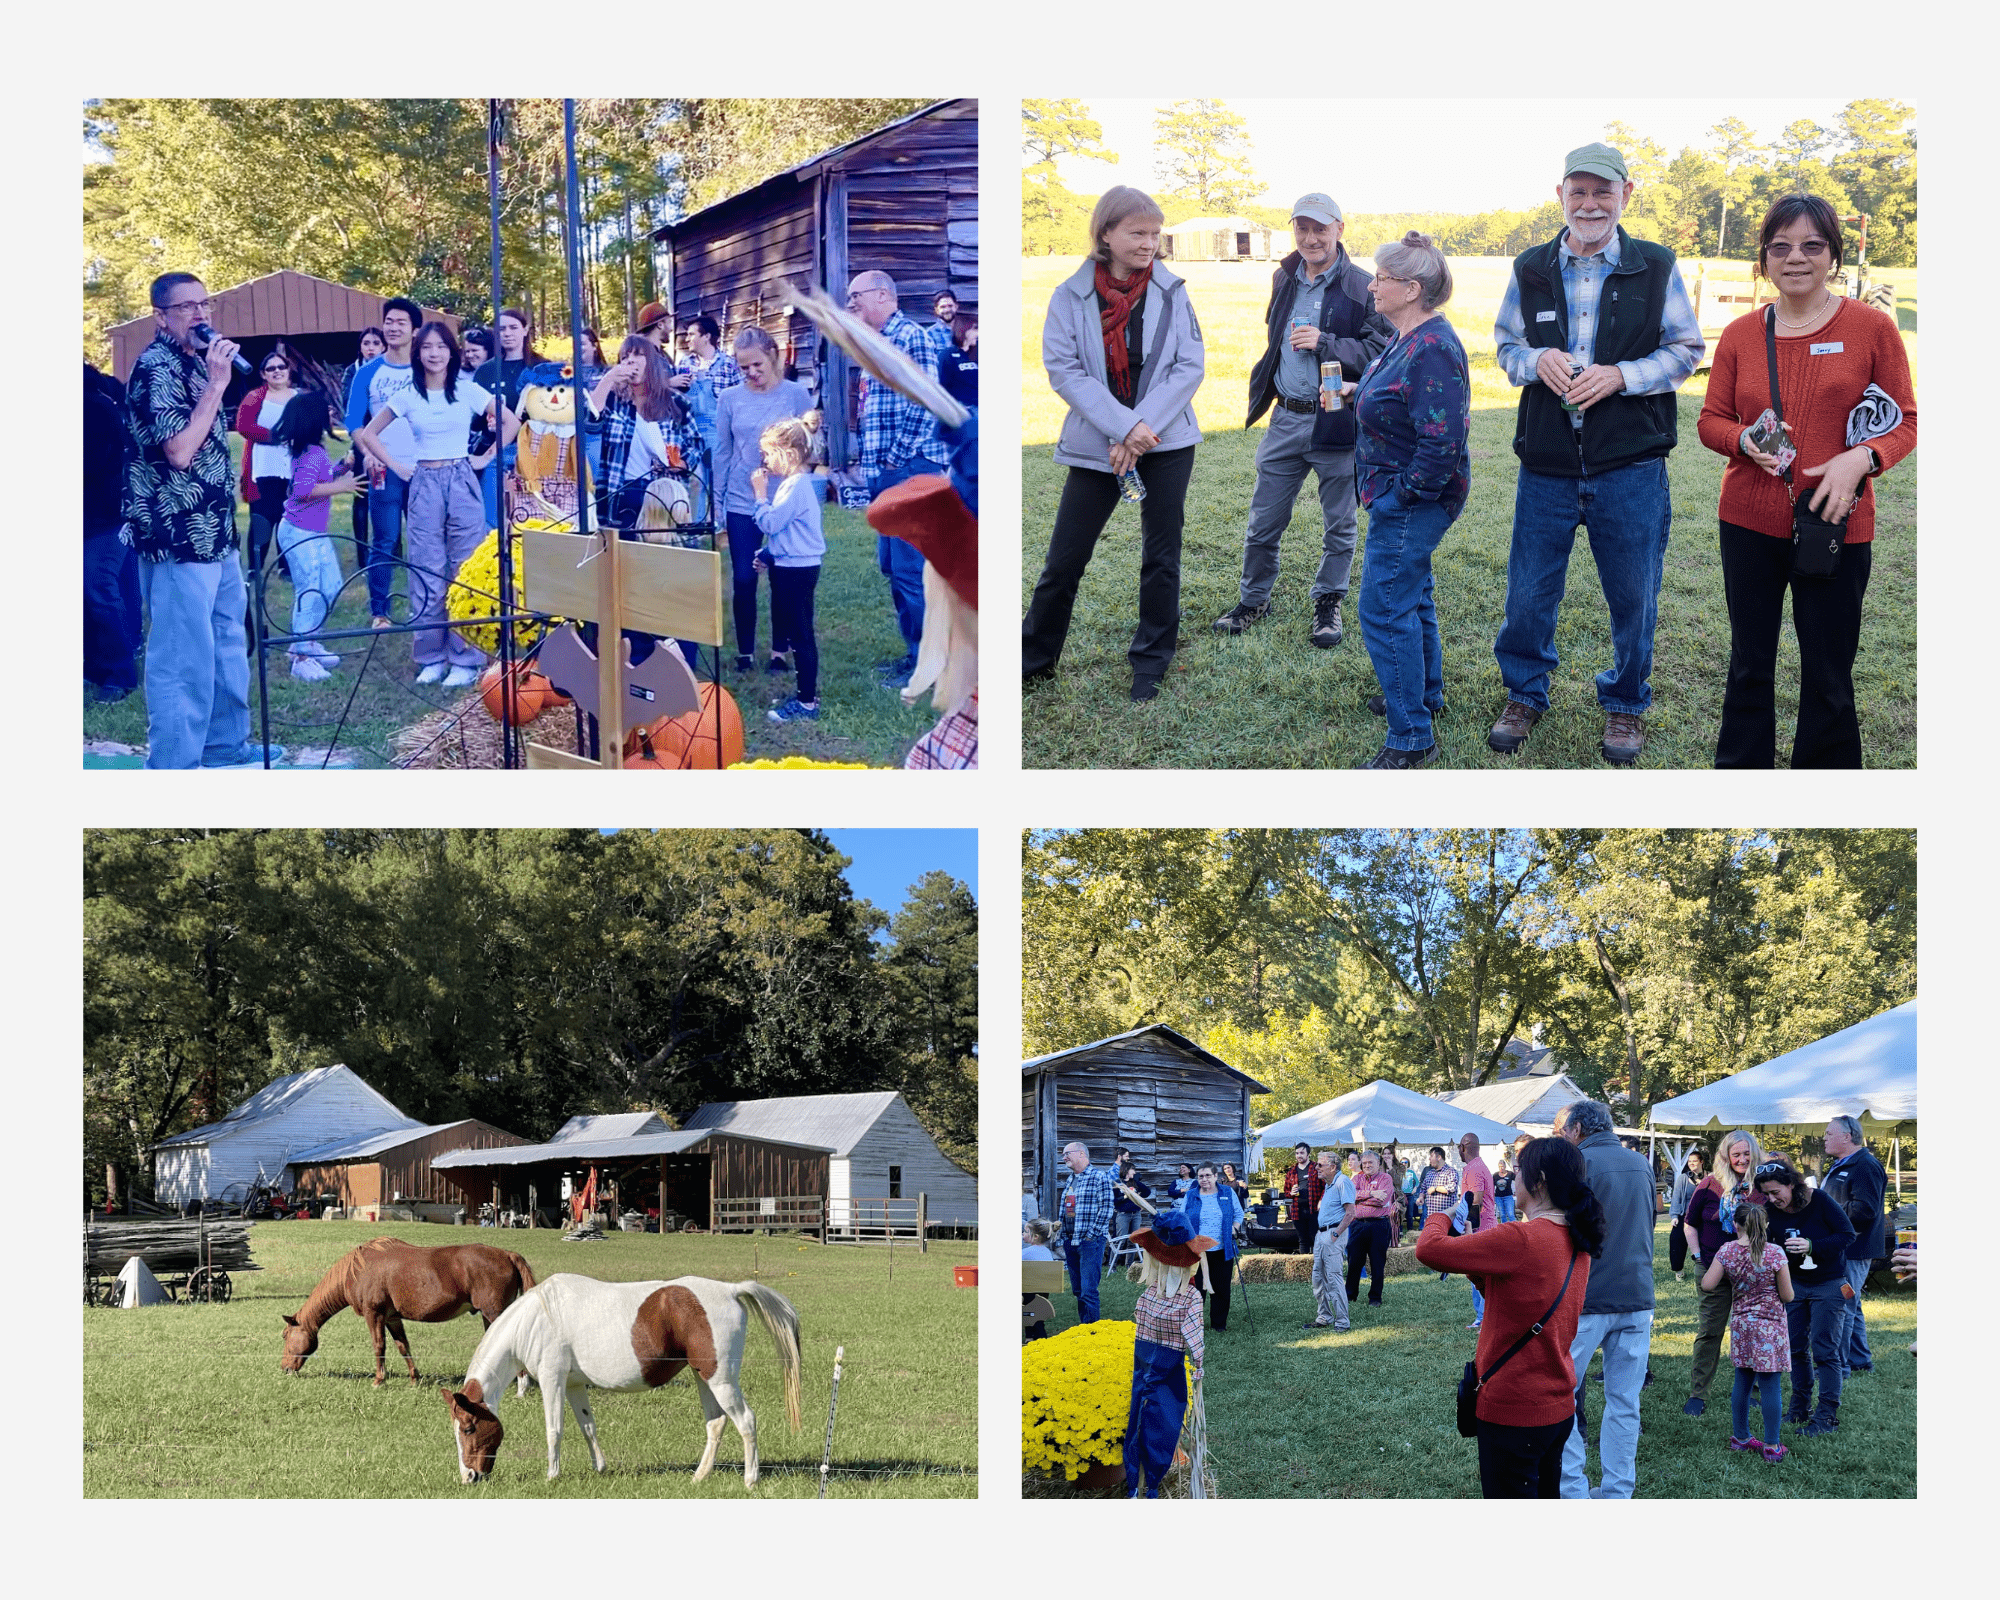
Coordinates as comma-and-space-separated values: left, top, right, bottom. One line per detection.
711, 1196, 827, 1241
827, 1194, 928, 1250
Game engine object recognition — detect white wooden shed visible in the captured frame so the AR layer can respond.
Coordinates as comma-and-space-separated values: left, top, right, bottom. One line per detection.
684, 1090, 976, 1226
1161, 215, 1274, 263
148, 1064, 422, 1206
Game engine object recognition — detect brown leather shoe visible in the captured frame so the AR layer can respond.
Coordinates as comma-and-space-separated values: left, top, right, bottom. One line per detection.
1487, 700, 1542, 754
1602, 711, 1645, 765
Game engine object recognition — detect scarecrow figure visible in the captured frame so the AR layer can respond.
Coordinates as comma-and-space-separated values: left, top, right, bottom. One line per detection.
1125, 1209, 1213, 1498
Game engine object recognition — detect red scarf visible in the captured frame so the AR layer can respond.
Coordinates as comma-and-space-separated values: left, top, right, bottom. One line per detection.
1095, 259, 1153, 404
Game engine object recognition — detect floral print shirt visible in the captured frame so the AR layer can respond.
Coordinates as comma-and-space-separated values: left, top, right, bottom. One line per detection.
123, 332, 238, 563
1354, 314, 1472, 519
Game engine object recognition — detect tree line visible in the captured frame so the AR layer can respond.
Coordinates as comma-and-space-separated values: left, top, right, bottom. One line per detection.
1023, 829, 1914, 1126
1022, 99, 1916, 265
82, 98, 931, 366
84, 829, 977, 1204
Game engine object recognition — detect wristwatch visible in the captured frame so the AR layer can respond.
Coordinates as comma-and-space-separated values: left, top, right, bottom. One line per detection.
1864, 445, 1883, 473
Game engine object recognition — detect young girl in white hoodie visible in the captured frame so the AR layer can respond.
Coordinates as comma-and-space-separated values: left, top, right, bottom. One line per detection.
750, 417, 826, 723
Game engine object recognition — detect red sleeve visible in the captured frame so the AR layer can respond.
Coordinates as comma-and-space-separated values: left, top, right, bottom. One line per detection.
236, 388, 274, 442
1696, 321, 1746, 458
1861, 309, 1917, 475
1414, 1210, 1526, 1274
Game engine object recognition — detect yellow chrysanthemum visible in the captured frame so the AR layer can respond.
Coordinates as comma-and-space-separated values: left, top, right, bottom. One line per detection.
447, 528, 561, 655
727, 757, 887, 770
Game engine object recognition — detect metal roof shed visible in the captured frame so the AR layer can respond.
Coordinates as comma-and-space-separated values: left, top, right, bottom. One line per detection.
285, 1119, 530, 1211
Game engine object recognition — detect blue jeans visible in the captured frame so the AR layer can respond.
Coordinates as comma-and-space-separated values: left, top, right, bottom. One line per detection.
478, 461, 500, 531
872, 462, 944, 657
1494, 456, 1672, 714
1469, 1278, 1485, 1324
1495, 1195, 1517, 1223
1560, 1309, 1653, 1498
1064, 1237, 1105, 1324
84, 531, 142, 691
139, 554, 251, 769
1125, 1337, 1189, 1498
1841, 1257, 1873, 1371
363, 470, 406, 619
1732, 1368, 1782, 1446
1787, 1278, 1847, 1412
275, 520, 343, 644
1358, 487, 1454, 749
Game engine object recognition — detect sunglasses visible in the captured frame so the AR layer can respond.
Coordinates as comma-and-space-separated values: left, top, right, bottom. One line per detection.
262, 362, 289, 374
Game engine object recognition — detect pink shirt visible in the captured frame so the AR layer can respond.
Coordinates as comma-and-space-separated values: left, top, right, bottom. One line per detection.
1461, 1156, 1496, 1232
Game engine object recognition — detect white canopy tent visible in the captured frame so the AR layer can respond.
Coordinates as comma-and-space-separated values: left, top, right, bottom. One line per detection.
1251, 1080, 1523, 1170
1648, 1000, 1916, 1193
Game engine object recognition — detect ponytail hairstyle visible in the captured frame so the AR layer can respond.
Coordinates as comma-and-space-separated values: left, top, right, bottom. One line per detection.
758, 417, 810, 477
1516, 1136, 1606, 1258
1735, 1199, 1770, 1261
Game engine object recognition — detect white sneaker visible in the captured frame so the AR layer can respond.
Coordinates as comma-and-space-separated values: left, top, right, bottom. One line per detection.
442, 665, 480, 689
302, 641, 340, 664
290, 655, 332, 682
415, 663, 448, 685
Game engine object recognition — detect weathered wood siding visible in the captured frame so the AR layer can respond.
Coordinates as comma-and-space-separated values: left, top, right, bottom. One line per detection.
290, 1120, 529, 1209
697, 1133, 829, 1207
842, 1096, 976, 1224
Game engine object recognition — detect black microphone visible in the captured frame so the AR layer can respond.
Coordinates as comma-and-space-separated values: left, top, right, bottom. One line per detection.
192, 322, 252, 374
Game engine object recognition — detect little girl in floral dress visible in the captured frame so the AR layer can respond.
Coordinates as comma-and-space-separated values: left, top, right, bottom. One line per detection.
1701, 1199, 1794, 1461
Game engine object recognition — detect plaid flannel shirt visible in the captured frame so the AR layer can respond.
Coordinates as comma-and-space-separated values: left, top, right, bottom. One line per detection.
594, 391, 702, 504
905, 694, 978, 769
680, 352, 745, 393
1420, 1164, 1461, 1218
1493, 230, 1704, 423
857, 310, 948, 478
1133, 1283, 1205, 1377
1058, 1163, 1114, 1245
1284, 1161, 1328, 1218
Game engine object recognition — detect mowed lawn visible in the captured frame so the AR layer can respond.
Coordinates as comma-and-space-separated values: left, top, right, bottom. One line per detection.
1032, 1218, 1915, 1498
84, 1221, 976, 1498
1020, 257, 1919, 770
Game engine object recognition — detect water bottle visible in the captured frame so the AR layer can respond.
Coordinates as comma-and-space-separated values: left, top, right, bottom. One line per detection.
1118, 468, 1147, 505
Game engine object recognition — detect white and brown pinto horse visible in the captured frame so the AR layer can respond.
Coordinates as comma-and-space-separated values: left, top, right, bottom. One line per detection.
443, 1274, 801, 1485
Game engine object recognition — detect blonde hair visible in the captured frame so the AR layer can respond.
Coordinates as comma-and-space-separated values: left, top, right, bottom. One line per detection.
1714, 1130, 1762, 1193
1089, 186, 1165, 262
759, 417, 809, 477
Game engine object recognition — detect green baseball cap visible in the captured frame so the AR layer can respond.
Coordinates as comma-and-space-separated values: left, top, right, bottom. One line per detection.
1290, 192, 1343, 226
1562, 142, 1629, 183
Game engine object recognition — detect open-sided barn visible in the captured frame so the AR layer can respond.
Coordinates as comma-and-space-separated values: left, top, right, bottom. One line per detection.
285, 1119, 529, 1209
1022, 1025, 1269, 1219
684, 1090, 975, 1227
1160, 216, 1274, 263
650, 98, 977, 466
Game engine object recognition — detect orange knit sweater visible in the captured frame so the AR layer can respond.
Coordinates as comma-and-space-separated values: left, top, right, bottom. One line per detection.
1695, 298, 1916, 544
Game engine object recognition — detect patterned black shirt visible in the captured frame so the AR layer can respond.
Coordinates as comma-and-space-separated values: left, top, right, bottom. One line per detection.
123, 331, 238, 563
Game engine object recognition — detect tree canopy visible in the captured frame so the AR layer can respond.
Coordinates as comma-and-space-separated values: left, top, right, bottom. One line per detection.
83, 829, 977, 1201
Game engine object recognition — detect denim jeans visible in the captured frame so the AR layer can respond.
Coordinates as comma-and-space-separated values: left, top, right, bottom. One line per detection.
1494, 1195, 1517, 1223
84, 531, 142, 692
1358, 486, 1455, 749
1494, 456, 1671, 714
1561, 1309, 1653, 1498
1064, 1237, 1105, 1324
478, 461, 500, 532
1840, 1257, 1874, 1371
139, 554, 251, 769
1469, 1278, 1486, 1324
275, 520, 344, 646
1787, 1278, 1847, 1412
363, 470, 406, 619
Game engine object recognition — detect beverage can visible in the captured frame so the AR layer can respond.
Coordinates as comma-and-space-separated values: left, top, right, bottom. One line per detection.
1320, 362, 1343, 412
1896, 1226, 1916, 1250
1560, 361, 1586, 413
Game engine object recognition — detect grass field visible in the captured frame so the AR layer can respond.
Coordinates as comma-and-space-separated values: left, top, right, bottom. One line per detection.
1020, 257, 1919, 770
1030, 1218, 1916, 1498
83, 1221, 976, 1498
84, 437, 935, 768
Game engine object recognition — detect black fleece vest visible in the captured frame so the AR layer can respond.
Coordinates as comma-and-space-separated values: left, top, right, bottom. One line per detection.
1510, 229, 1681, 477
1252, 254, 1369, 449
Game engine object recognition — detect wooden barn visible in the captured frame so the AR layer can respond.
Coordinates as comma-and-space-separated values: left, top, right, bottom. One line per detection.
1160, 216, 1275, 263
103, 268, 460, 401
284, 1119, 530, 1210
684, 1090, 976, 1227
650, 98, 977, 466
429, 1114, 831, 1233
1022, 1025, 1269, 1219
149, 1064, 424, 1207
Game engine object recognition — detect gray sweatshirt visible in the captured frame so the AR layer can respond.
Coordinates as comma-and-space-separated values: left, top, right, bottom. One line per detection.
750, 473, 824, 566
714, 378, 811, 516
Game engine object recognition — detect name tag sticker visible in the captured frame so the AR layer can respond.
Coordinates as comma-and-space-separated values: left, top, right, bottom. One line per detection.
1810, 341, 1844, 355
1535, 310, 1558, 323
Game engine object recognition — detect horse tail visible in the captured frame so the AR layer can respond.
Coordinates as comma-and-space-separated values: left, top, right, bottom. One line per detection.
507, 1251, 536, 1292
734, 1282, 802, 1432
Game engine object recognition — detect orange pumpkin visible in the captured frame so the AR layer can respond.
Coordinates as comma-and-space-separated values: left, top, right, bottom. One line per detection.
478, 662, 547, 726
625, 682, 744, 769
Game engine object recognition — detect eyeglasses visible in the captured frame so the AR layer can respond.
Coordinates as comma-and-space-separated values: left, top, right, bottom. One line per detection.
1767, 239, 1830, 259
161, 297, 211, 315
1371, 273, 1414, 286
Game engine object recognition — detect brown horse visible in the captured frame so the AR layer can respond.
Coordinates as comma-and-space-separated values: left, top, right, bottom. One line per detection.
281, 1237, 536, 1386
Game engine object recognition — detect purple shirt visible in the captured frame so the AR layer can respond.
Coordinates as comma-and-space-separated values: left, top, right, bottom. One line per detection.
282, 446, 337, 534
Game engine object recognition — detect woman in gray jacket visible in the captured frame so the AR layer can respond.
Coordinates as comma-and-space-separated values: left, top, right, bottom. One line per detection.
1022, 187, 1206, 702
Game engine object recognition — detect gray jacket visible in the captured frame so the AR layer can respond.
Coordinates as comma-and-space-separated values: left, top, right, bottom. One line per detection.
1043, 258, 1205, 472
1575, 1129, 1657, 1316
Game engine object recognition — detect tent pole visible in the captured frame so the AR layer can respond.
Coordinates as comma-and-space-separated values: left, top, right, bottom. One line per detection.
488, 99, 518, 769
1893, 1137, 1901, 1198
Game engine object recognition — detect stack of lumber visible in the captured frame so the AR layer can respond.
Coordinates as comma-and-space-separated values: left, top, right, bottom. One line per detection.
83, 1218, 255, 1277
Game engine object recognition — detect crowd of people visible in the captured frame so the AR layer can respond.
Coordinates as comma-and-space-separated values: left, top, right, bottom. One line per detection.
85, 268, 978, 767
1028, 1103, 1908, 1499
1023, 142, 1917, 769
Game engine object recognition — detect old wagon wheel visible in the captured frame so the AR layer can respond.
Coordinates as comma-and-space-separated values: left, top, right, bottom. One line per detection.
187, 1266, 233, 1304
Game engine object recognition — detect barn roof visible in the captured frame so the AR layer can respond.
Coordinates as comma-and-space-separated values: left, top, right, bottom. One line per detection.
429, 1127, 833, 1169
283, 1120, 483, 1164
651, 99, 974, 238
150, 1065, 421, 1150
683, 1091, 902, 1157
1438, 1072, 1589, 1129
550, 1111, 669, 1143
1022, 1024, 1270, 1092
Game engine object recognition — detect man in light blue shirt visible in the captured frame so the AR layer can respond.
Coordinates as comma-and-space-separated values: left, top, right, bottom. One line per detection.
1307, 1149, 1356, 1330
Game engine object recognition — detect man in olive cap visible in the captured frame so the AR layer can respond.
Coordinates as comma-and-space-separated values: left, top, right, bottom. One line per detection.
1489, 142, 1704, 765
1217, 193, 1393, 650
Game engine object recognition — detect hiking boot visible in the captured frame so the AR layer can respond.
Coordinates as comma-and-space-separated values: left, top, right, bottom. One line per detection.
1488, 700, 1542, 754
1799, 1402, 1840, 1438
1602, 711, 1645, 765
1214, 601, 1270, 635
1784, 1391, 1813, 1427
1357, 743, 1437, 770
1310, 595, 1344, 648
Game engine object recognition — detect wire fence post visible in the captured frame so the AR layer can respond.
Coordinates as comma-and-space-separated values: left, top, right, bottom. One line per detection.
818, 1344, 845, 1500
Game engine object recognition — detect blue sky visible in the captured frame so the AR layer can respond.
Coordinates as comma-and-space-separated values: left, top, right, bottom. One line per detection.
825, 829, 977, 920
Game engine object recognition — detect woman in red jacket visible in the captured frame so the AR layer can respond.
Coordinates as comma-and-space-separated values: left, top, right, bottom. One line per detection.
236, 345, 302, 586
1416, 1136, 1605, 1498
1696, 194, 1917, 769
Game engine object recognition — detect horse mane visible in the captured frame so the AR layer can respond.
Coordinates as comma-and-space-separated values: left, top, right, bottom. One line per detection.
297, 1236, 403, 1328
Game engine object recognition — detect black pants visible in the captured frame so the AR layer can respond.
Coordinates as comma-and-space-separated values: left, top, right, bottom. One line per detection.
1021, 445, 1194, 679
1475, 1415, 1573, 1498
768, 563, 820, 701
1199, 1249, 1234, 1330
1345, 1216, 1391, 1303
1668, 1221, 1688, 1273
1293, 1204, 1317, 1256
349, 487, 371, 560
247, 475, 290, 585
1715, 518, 1873, 769
724, 511, 769, 658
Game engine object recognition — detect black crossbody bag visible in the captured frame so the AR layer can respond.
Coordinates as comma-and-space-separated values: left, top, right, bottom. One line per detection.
1455, 1245, 1579, 1438
1764, 307, 1846, 579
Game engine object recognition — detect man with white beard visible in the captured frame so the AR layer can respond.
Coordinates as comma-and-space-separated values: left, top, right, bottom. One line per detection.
1488, 143, 1704, 766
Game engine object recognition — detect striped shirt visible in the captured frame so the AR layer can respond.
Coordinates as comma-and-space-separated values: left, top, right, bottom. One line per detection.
1493, 229, 1704, 427
858, 310, 948, 477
